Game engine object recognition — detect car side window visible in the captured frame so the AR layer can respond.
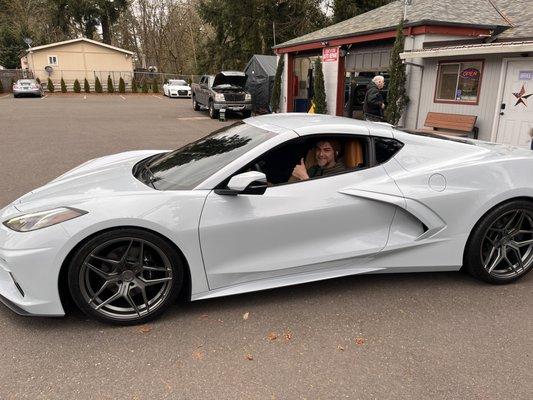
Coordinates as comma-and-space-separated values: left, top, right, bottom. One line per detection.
373, 137, 404, 164
223, 135, 371, 188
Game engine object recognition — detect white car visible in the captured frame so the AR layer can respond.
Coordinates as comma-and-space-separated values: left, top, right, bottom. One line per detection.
1, 114, 533, 324
163, 79, 191, 98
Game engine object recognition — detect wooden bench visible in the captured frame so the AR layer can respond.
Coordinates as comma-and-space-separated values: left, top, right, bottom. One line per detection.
419, 112, 478, 139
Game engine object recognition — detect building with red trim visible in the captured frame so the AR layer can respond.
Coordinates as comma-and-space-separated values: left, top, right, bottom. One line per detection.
273, 0, 533, 146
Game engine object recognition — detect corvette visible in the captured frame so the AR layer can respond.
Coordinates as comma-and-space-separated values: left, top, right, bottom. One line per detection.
1, 114, 533, 324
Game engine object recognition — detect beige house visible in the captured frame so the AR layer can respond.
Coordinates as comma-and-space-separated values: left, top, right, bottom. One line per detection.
21, 37, 134, 88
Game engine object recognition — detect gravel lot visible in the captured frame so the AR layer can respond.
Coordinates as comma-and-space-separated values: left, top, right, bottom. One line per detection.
0, 94, 531, 400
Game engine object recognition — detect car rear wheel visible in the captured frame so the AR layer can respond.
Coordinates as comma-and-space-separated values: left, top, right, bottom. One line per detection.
465, 200, 533, 284
68, 228, 183, 325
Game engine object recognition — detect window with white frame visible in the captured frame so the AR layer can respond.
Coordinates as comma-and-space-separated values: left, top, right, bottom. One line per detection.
48, 55, 58, 65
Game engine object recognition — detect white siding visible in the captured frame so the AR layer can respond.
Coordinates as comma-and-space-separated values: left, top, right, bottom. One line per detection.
413, 55, 506, 140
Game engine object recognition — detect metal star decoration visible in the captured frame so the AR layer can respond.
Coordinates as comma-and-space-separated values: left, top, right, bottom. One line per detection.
513, 84, 532, 107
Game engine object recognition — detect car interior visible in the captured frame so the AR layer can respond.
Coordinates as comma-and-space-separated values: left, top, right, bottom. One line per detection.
240, 135, 370, 186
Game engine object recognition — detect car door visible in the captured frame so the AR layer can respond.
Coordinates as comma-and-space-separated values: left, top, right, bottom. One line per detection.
198, 156, 404, 290
199, 77, 209, 105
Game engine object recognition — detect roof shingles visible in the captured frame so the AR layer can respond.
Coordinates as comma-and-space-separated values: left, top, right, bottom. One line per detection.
276, 0, 531, 49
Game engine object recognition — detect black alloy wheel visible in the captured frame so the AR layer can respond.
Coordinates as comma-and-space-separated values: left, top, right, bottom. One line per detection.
68, 228, 183, 325
465, 200, 533, 284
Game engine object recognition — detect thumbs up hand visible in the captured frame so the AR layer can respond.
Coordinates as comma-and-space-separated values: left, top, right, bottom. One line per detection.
292, 158, 310, 181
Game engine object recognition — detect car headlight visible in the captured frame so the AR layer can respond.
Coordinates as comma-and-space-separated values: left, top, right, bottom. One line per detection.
3, 207, 87, 232
214, 93, 225, 102
245, 93, 252, 101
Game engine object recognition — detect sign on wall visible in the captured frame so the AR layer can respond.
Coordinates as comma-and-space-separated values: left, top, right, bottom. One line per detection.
519, 70, 533, 80
322, 47, 338, 62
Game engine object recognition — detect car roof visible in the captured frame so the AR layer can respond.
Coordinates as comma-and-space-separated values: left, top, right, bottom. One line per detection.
245, 113, 394, 137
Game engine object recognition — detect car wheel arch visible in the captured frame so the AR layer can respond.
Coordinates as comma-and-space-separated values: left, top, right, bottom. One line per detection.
57, 225, 193, 312
462, 196, 533, 267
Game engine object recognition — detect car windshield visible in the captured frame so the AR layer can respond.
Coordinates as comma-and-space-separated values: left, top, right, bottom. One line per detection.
146, 122, 276, 190
169, 80, 187, 86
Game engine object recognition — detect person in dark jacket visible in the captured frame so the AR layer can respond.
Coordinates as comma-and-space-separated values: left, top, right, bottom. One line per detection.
363, 75, 385, 121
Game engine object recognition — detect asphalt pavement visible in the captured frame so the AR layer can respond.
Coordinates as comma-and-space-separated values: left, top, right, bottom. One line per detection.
0, 94, 531, 400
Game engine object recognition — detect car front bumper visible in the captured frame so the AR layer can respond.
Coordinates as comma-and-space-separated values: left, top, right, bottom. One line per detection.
0, 205, 69, 316
169, 91, 191, 98
213, 102, 252, 111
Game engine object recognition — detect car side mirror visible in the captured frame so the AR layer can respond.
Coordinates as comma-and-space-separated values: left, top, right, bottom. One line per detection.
215, 171, 267, 196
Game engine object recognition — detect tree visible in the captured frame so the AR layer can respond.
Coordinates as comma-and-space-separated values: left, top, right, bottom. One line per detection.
332, 1, 392, 24
197, 0, 328, 72
118, 76, 125, 93
60, 77, 67, 92
152, 77, 159, 93
142, 79, 149, 93
106, 75, 114, 93
271, 56, 284, 112
84, 78, 90, 93
312, 59, 327, 114
95, 76, 102, 92
384, 18, 409, 126
0, 79, 3, 93
47, 78, 55, 93
131, 77, 138, 93
73, 78, 81, 93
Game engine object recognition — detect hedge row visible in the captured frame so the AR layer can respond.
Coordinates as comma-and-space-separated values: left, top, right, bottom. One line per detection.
42, 75, 160, 94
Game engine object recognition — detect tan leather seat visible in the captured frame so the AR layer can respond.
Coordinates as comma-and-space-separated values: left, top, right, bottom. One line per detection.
344, 139, 363, 168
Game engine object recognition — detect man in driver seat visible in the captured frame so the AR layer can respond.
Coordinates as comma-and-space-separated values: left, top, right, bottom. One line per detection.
291, 139, 345, 181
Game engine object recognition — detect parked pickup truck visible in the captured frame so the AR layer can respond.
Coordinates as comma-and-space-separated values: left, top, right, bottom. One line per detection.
191, 71, 252, 119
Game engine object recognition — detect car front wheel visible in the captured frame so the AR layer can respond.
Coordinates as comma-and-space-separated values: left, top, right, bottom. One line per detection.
465, 200, 533, 284
68, 228, 183, 325
192, 96, 200, 111
209, 100, 218, 119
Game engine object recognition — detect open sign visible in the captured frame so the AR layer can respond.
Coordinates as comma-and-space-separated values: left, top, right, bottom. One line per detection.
460, 68, 480, 79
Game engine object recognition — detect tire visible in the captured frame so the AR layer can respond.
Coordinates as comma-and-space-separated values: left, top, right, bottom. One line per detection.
192, 96, 200, 111
242, 110, 252, 118
68, 228, 184, 325
209, 100, 218, 119
464, 200, 533, 284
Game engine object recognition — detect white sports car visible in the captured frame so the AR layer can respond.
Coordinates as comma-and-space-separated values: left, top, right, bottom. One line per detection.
1, 114, 532, 324
163, 79, 191, 98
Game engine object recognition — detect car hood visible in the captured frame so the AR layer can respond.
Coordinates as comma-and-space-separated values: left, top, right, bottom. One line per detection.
212, 71, 247, 89
14, 150, 167, 212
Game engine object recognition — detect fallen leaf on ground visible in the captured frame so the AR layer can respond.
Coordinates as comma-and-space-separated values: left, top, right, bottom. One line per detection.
192, 350, 205, 360
245, 354, 254, 361
267, 331, 278, 341
355, 337, 365, 346
337, 345, 345, 351
138, 325, 152, 333
243, 312, 249, 320
284, 330, 293, 341
199, 314, 209, 320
